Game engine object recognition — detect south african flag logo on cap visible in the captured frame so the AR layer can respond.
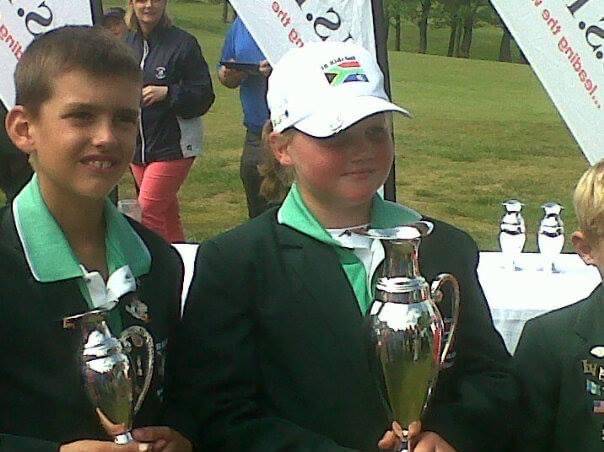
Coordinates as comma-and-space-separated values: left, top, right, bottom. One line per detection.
324, 59, 369, 86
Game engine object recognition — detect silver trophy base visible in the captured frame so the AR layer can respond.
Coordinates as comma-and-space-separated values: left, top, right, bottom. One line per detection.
115, 431, 134, 445
398, 435, 409, 452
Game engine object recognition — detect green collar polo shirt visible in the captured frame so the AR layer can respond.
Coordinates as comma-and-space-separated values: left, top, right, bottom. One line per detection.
12, 175, 151, 331
277, 183, 421, 314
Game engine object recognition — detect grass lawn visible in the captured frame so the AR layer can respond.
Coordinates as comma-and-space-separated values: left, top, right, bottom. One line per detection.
80, 2, 596, 250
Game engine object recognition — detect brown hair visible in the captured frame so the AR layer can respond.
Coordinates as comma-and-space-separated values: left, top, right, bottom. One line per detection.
258, 121, 296, 203
125, 0, 172, 33
573, 159, 604, 243
14, 25, 142, 116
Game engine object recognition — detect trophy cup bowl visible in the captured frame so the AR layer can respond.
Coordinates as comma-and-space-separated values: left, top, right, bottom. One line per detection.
64, 309, 154, 444
356, 223, 460, 451
499, 200, 526, 271
538, 202, 564, 272
369, 293, 444, 432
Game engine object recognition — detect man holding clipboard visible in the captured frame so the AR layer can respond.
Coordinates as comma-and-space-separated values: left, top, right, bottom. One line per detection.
219, 17, 272, 218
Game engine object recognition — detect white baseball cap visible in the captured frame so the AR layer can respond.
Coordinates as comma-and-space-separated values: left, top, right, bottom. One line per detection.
267, 41, 410, 138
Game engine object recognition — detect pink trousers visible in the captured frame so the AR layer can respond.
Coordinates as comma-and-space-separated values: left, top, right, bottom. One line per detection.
130, 158, 194, 243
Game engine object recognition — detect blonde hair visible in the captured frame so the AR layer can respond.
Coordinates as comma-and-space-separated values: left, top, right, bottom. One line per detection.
125, 1, 172, 33
573, 159, 604, 243
258, 121, 295, 203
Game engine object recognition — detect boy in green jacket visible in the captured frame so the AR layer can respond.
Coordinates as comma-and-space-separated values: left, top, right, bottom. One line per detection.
1, 26, 190, 451
515, 160, 604, 451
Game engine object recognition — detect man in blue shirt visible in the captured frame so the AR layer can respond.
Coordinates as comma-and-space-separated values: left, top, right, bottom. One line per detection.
219, 17, 272, 218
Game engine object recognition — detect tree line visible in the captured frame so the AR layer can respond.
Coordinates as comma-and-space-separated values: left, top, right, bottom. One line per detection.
384, 0, 520, 62
212, 0, 519, 63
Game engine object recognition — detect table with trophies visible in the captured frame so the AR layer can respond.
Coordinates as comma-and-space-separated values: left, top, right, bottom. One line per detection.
478, 251, 600, 354
485, 199, 601, 354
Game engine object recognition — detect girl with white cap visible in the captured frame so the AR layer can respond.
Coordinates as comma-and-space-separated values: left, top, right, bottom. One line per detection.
166, 41, 517, 452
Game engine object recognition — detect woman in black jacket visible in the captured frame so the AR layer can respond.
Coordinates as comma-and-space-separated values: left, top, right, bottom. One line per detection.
125, 0, 214, 243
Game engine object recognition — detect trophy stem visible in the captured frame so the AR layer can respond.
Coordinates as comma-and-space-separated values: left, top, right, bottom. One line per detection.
398, 428, 409, 452
115, 431, 134, 445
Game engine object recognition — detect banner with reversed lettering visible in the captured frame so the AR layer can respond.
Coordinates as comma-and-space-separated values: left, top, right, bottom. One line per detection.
228, 0, 376, 64
0, 0, 96, 110
491, 0, 603, 164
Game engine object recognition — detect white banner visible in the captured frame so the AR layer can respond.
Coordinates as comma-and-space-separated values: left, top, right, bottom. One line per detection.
229, 0, 376, 64
491, 0, 603, 164
0, 0, 95, 110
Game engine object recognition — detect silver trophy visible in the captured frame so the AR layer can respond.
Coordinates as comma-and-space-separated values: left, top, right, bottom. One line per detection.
499, 200, 526, 270
63, 308, 154, 444
356, 223, 460, 451
538, 202, 564, 272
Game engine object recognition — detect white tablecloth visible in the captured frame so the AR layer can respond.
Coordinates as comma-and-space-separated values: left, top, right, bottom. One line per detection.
171, 245, 601, 354
478, 252, 601, 354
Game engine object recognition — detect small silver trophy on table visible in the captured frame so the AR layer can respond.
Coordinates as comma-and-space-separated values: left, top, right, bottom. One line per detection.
356, 222, 460, 452
499, 200, 526, 270
538, 202, 564, 272
64, 308, 154, 444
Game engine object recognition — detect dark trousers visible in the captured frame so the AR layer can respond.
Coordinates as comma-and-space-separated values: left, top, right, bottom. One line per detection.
240, 129, 269, 218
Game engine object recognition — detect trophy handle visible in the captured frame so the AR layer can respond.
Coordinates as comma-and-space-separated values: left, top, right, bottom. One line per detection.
430, 273, 460, 367
120, 326, 155, 414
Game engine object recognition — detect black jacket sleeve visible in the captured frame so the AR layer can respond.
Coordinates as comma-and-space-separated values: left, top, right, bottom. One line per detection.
512, 318, 559, 451
164, 240, 357, 451
0, 433, 59, 451
167, 36, 215, 119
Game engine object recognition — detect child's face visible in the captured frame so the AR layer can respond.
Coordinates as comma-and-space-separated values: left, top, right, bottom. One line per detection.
10, 70, 141, 205
275, 113, 394, 213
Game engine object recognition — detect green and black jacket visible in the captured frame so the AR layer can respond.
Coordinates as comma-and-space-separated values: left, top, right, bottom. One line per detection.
0, 187, 183, 451
515, 283, 604, 451
166, 204, 519, 452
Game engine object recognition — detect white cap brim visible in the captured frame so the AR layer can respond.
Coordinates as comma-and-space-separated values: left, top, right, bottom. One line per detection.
291, 95, 411, 138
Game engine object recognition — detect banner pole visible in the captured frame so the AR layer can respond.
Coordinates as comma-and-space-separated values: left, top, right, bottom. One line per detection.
90, 0, 104, 24
371, 0, 396, 202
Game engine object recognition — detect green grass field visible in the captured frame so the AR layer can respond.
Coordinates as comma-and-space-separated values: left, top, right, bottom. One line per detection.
95, 2, 597, 249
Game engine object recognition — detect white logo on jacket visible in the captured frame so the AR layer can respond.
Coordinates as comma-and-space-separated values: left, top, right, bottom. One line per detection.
155, 66, 166, 79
